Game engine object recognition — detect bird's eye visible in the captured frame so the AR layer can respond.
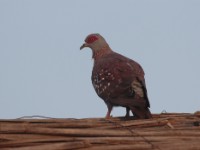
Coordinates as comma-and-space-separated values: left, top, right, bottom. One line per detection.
86, 35, 98, 44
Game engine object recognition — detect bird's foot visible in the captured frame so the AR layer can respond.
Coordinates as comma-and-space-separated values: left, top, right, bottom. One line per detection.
125, 113, 130, 118
125, 107, 130, 118
105, 114, 112, 119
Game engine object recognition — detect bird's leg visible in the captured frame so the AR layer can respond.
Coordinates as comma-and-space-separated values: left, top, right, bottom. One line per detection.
105, 104, 113, 119
125, 107, 130, 118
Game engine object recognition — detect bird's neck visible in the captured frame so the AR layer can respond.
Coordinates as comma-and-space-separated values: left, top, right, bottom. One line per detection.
92, 46, 113, 60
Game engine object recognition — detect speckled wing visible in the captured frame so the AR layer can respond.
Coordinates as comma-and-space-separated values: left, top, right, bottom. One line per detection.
92, 52, 150, 108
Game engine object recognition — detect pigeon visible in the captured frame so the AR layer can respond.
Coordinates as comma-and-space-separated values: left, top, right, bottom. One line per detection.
80, 33, 152, 119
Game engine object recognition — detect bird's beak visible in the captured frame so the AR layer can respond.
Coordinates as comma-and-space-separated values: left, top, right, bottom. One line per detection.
80, 43, 89, 50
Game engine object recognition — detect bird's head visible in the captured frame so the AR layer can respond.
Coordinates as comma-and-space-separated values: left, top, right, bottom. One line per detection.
80, 33, 112, 59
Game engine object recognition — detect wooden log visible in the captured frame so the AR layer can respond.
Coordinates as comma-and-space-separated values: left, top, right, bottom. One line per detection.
0, 141, 90, 150
0, 112, 200, 149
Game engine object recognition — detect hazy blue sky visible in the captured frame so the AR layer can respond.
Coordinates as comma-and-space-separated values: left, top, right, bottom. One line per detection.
0, 0, 200, 119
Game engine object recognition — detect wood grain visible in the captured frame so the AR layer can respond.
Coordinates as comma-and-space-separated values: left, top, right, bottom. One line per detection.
0, 112, 200, 149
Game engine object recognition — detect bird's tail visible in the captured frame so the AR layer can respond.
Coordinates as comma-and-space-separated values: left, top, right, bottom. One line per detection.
110, 97, 152, 119
130, 106, 152, 119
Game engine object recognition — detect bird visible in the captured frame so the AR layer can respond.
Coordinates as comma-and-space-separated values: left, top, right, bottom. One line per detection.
80, 33, 152, 119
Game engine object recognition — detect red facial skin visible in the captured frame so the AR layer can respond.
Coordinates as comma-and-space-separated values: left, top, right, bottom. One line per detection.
85, 35, 98, 44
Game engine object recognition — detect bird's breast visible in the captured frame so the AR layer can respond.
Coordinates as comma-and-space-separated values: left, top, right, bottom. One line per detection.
92, 66, 121, 99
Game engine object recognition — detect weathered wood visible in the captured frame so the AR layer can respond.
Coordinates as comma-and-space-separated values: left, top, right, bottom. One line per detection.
0, 112, 200, 149
0, 141, 90, 150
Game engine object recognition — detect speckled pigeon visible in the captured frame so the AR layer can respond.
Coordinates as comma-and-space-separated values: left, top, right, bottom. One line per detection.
80, 33, 152, 119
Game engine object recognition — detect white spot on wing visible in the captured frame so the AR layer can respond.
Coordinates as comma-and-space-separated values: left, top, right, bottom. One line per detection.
118, 78, 122, 84
126, 62, 133, 70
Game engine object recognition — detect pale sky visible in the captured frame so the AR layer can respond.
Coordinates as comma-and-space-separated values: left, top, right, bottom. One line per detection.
0, 0, 200, 119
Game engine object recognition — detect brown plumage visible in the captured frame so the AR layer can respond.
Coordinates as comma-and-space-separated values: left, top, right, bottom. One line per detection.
80, 33, 152, 119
